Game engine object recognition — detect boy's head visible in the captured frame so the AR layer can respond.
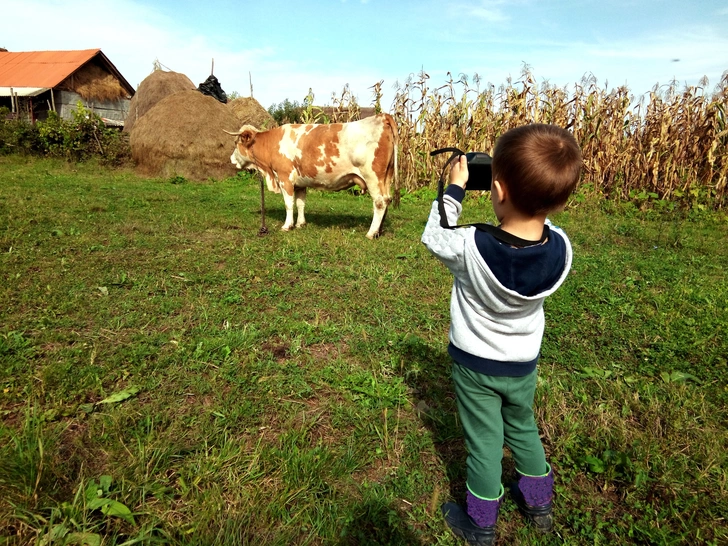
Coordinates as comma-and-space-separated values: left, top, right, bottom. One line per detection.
491, 124, 582, 216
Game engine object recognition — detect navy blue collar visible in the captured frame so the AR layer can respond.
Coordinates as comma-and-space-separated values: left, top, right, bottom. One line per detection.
487, 224, 550, 248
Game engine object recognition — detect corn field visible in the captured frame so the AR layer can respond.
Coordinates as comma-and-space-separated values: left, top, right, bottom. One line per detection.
328, 68, 728, 208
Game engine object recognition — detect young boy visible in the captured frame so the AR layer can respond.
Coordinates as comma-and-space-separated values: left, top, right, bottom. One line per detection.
421, 124, 582, 546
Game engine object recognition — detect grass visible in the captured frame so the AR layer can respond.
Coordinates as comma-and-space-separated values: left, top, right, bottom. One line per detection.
1, 155, 727, 545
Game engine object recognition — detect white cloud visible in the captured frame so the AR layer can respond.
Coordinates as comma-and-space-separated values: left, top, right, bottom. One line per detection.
3, 0, 726, 110
2, 0, 286, 101
571, 26, 728, 91
439, 0, 515, 23
471, 7, 509, 22
1, 0, 396, 108
468, 0, 534, 23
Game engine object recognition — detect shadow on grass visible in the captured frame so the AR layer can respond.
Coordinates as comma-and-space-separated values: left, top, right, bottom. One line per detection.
394, 336, 532, 519
392, 335, 469, 504
338, 498, 423, 546
248, 204, 394, 234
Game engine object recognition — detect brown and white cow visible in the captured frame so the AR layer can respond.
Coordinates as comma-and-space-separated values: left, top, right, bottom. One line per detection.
228, 113, 398, 239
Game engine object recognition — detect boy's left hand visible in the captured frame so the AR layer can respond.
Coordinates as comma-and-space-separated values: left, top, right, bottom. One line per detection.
450, 155, 469, 189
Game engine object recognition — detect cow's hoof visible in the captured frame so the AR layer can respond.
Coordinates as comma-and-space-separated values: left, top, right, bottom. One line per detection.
295, 223, 307, 229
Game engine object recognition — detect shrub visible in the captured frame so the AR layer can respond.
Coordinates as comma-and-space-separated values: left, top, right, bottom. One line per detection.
0, 107, 42, 155
0, 102, 130, 165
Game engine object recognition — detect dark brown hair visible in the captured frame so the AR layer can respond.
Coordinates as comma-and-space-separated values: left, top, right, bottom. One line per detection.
491, 124, 582, 216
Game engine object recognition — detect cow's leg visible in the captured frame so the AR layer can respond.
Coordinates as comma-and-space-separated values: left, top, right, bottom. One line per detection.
366, 193, 389, 239
294, 187, 307, 228
362, 165, 393, 238
280, 187, 296, 231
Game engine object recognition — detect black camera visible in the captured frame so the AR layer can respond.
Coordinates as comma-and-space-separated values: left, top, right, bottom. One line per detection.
462, 152, 493, 191
430, 148, 493, 191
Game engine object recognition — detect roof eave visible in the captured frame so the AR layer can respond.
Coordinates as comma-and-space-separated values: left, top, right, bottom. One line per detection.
0, 86, 50, 97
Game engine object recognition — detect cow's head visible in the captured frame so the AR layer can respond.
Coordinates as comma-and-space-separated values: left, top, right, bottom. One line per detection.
225, 125, 259, 170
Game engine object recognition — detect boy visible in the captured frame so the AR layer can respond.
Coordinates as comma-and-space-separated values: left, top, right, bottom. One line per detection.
421, 124, 582, 546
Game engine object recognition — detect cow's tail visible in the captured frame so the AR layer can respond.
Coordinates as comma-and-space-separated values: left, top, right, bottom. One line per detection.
388, 114, 400, 208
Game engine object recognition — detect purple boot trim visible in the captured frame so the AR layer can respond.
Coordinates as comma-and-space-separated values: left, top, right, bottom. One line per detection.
466, 490, 502, 528
516, 467, 554, 508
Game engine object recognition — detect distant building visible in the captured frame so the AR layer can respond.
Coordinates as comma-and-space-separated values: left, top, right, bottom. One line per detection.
0, 48, 135, 126
319, 106, 377, 121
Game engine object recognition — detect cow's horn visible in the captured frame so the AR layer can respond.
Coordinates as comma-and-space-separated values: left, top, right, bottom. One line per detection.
223, 129, 242, 136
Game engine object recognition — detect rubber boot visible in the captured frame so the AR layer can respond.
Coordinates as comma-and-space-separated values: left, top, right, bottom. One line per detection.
510, 463, 554, 533
441, 487, 503, 546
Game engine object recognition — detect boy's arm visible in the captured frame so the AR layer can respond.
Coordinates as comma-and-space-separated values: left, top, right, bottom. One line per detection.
421, 186, 471, 275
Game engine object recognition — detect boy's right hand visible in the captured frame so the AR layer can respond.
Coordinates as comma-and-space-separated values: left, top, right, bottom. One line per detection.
450, 154, 469, 189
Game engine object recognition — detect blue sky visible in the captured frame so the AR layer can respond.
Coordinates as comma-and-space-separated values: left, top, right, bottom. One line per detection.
4, 0, 727, 111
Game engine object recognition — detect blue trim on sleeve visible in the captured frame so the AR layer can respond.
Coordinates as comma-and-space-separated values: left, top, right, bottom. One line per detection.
444, 185, 466, 202
448, 343, 539, 377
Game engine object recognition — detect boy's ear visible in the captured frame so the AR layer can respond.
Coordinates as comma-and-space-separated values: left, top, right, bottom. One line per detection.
493, 179, 507, 204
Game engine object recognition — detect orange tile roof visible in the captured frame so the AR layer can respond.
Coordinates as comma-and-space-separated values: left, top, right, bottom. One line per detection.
0, 49, 132, 92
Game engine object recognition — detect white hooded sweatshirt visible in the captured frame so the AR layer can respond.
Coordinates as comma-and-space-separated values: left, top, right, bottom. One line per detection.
421, 189, 572, 377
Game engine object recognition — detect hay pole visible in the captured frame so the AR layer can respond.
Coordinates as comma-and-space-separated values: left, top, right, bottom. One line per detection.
258, 173, 268, 236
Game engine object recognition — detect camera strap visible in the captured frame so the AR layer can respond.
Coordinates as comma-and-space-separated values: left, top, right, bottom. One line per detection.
430, 147, 549, 247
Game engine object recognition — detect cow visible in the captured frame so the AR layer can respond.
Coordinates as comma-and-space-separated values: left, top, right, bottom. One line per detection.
227, 113, 398, 239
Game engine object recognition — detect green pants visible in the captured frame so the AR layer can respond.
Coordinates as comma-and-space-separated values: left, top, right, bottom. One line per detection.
452, 363, 547, 499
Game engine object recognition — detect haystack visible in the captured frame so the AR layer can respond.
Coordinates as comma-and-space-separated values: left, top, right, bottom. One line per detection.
129, 90, 240, 181
68, 63, 128, 102
228, 97, 276, 130
124, 70, 195, 133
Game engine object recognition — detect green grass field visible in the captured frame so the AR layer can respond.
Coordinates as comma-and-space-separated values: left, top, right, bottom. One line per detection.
1, 156, 727, 545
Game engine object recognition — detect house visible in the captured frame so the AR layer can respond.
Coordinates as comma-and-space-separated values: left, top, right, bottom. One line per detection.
0, 48, 135, 125
319, 106, 377, 121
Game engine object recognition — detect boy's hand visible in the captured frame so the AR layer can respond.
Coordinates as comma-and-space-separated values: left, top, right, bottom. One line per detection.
449, 154, 469, 189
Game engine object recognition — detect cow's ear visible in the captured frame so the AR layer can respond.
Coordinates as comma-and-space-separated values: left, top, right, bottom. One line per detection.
240, 129, 257, 146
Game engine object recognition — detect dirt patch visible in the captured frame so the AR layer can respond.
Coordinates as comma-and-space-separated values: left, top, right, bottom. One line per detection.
308, 341, 347, 362
261, 341, 289, 363
259, 340, 348, 365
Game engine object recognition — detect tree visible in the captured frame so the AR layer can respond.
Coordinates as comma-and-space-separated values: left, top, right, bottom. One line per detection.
268, 99, 304, 124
